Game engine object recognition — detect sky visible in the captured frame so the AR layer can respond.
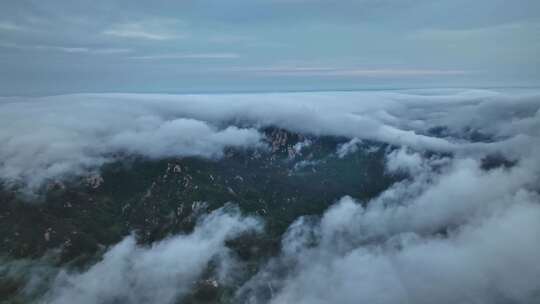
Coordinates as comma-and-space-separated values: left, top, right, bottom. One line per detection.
1, 0, 540, 95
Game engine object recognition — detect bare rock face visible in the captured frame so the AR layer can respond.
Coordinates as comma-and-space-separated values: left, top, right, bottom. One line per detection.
165, 163, 183, 178
191, 201, 209, 215
270, 129, 289, 153
85, 173, 104, 189
266, 128, 309, 159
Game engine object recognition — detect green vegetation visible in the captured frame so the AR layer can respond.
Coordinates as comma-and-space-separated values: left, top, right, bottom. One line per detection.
0, 128, 402, 303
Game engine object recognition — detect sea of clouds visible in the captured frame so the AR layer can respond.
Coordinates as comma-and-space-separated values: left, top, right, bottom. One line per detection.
1, 88, 538, 190
1, 89, 540, 303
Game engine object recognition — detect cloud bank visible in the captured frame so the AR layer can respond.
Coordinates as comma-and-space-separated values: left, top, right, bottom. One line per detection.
2, 89, 539, 303
0, 95, 264, 190
1, 89, 539, 190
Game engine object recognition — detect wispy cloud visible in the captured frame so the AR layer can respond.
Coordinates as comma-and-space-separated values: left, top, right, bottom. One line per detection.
90, 48, 133, 54
129, 53, 240, 60
227, 66, 470, 77
36, 45, 91, 53
207, 34, 254, 43
410, 22, 540, 41
103, 19, 184, 40
0, 42, 131, 54
0, 21, 26, 32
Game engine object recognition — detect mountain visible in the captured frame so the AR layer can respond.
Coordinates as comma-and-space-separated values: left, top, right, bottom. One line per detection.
0, 128, 403, 303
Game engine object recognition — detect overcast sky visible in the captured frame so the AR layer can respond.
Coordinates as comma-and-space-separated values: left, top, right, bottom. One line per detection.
1, 0, 539, 95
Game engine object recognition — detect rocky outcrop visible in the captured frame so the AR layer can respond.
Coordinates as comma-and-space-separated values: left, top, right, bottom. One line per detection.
85, 174, 104, 189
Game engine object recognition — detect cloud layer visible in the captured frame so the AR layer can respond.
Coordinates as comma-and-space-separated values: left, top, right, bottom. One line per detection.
1, 89, 539, 190
2, 89, 539, 303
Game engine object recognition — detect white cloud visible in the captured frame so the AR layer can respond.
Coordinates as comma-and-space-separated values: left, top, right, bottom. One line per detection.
129, 53, 240, 60
103, 19, 184, 40
336, 138, 363, 158
385, 147, 427, 175
238, 154, 540, 304
411, 22, 540, 42
91, 48, 132, 54
10, 144, 540, 303
0, 96, 264, 190
0, 42, 132, 54
1, 89, 539, 190
226, 66, 471, 77
45, 206, 262, 304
